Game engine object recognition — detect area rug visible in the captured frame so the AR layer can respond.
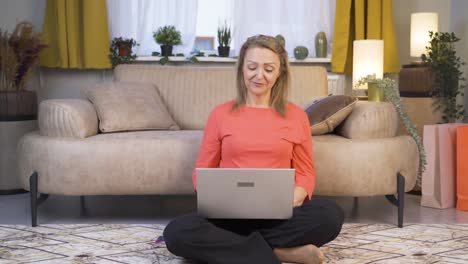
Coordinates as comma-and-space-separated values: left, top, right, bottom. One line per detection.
1, 223, 468, 263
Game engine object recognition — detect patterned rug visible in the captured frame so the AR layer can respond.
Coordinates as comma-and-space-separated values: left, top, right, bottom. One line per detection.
1, 223, 468, 263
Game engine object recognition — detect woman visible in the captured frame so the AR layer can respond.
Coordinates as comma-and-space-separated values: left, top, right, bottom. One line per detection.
163, 35, 344, 264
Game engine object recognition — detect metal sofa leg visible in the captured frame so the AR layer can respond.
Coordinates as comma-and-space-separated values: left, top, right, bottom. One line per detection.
80, 196, 86, 215
29, 172, 50, 227
385, 173, 405, 228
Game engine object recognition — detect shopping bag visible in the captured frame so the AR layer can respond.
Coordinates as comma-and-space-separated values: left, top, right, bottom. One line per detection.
421, 124, 467, 209
457, 126, 468, 211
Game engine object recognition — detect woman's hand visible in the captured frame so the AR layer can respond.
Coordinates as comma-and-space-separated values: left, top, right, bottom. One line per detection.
293, 186, 308, 207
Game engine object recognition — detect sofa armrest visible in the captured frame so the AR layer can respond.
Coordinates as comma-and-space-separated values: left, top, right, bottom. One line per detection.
39, 99, 98, 138
335, 101, 397, 139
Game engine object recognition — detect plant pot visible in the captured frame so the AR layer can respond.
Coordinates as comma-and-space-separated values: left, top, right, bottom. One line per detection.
218, 46, 230, 57
160, 45, 173, 57
118, 43, 132, 57
0, 90, 38, 121
367, 82, 385, 102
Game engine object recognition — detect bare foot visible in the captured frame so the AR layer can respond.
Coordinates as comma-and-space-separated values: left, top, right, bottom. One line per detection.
273, 244, 324, 264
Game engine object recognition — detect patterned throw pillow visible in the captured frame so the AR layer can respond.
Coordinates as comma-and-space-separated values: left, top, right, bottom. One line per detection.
84, 82, 180, 132
304, 95, 358, 135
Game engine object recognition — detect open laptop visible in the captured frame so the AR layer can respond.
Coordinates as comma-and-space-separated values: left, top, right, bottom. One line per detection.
196, 168, 295, 219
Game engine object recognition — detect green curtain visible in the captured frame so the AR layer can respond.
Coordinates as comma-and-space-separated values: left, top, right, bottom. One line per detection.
331, 0, 399, 73
40, 0, 111, 69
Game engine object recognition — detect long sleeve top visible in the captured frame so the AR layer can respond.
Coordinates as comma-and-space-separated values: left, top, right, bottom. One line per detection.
192, 100, 316, 199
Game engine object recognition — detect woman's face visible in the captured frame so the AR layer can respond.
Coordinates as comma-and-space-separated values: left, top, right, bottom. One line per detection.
243, 47, 281, 101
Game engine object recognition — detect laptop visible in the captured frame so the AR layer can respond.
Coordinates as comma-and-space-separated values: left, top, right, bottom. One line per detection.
196, 168, 295, 219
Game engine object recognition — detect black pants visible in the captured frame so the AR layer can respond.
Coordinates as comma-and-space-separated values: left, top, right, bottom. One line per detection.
163, 198, 344, 264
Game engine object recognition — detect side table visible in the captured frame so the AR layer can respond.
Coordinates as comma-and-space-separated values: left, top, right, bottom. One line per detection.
0, 120, 37, 194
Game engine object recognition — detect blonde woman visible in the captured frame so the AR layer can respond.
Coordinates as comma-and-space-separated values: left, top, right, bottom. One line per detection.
163, 35, 343, 264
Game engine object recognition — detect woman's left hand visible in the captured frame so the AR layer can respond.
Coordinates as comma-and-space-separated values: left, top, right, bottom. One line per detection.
293, 186, 308, 207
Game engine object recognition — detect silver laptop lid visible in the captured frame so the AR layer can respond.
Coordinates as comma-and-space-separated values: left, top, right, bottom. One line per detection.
196, 168, 295, 219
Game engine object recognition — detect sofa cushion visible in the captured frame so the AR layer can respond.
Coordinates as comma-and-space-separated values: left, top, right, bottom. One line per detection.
84, 82, 179, 132
39, 99, 98, 138
113, 65, 329, 129
335, 101, 398, 139
17, 130, 203, 195
304, 95, 358, 135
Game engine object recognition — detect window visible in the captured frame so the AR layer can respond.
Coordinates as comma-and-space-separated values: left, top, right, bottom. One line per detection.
195, 0, 234, 54
108, 0, 335, 57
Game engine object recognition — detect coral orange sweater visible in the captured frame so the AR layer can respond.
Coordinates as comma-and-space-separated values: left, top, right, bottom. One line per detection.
192, 101, 315, 199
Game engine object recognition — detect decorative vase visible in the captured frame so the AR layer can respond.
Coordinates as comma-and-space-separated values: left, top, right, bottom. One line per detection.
294, 46, 309, 60
315, 31, 327, 58
275, 34, 285, 47
367, 82, 385, 102
160, 45, 173, 57
218, 46, 230, 57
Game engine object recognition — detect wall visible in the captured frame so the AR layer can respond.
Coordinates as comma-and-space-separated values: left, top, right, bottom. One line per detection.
393, 0, 451, 66
450, 0, 468, 119
393, 0, 468, 120
0, 0, 109, 102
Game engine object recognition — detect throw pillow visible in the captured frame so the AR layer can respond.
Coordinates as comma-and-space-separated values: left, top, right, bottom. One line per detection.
304, 95, 358, 135
84, 82, 180, 132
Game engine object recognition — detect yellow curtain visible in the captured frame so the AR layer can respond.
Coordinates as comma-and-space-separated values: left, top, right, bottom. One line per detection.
331, 0, 399, 73
40, 0, 111, 69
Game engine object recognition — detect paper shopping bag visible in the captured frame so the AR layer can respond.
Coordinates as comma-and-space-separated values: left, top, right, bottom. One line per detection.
457, 126, 468, 211
421, 124, 467, 209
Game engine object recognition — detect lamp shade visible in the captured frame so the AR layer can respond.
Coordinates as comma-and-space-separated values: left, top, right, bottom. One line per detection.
352, 40, 384, 89
410, 12, 438, 57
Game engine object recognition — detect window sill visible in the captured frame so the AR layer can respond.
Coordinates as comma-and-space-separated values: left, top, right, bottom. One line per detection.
136, 56, 331, 64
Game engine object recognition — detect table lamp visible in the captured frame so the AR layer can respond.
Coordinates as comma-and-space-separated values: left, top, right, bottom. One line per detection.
353, 39, 384, 101
399, 12, 438, 97
410, 12, 438, 61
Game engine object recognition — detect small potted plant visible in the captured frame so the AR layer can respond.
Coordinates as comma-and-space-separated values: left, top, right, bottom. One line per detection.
153, 25, 182, 57
109, 37, 139, 68
217, 22, 231, 57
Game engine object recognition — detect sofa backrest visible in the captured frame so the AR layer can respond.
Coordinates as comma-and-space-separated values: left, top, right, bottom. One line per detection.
114, 64, 328, 130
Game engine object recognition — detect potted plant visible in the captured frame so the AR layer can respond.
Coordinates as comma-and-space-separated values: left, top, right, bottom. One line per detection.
422, 31, 465, 123
356, 75, 427, 182
217, 22, 231, 57
0, 21, 47, 121
109, 37, 139, 68
153, 25, 182, 57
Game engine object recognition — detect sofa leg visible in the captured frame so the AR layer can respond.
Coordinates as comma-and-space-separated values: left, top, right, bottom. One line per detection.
29, 172, 50, 227
385, 173, 405, 228
80, 196, 86, 215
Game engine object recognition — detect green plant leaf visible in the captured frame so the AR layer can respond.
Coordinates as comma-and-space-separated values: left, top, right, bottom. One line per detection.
159, 56, 169, 65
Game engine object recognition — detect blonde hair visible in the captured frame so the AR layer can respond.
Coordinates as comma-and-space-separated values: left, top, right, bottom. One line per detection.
232, 34, 290, 116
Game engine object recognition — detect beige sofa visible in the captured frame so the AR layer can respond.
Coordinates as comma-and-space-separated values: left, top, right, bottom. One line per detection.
17, 64, 418, 227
